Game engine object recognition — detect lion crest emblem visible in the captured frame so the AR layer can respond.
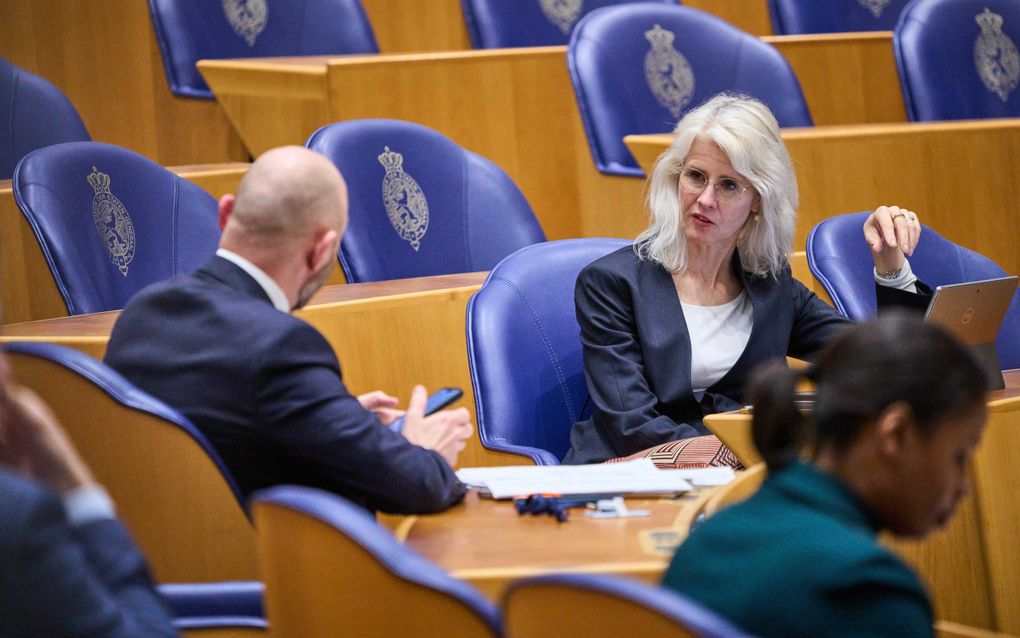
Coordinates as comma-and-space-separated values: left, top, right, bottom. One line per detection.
88, 167, 136, 276
644, 24, 695, 118
378, 146, 430, 251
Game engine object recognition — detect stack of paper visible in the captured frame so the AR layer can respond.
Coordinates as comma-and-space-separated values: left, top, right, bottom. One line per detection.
456, 458, 734, 499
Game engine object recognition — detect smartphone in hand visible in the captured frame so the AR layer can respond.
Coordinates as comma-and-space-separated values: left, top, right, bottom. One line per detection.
388, 387, 464, 434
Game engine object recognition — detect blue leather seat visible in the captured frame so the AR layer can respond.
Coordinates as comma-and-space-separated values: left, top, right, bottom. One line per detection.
895, 0, 1020, 121
462, 0, 673, 48
568, 3, 812, 176
3, 342, 265, 631
767, 0, 911, 34
147, 0, 378, 99
0, 57, 90, 180
806, 211, 1020, 370
466, 238, 628, 465
12, 141, 220, 315
306, 119, 546, 283
252, 485, 500, 637
503, 573, 754, 637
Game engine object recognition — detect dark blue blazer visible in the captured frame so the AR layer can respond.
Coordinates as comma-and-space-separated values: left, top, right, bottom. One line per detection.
104, 256, 465, 514
564, 246, 928, 464
0, 470, 176, 637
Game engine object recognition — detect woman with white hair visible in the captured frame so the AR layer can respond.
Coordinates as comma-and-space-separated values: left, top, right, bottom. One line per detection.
563, 93, 928, 465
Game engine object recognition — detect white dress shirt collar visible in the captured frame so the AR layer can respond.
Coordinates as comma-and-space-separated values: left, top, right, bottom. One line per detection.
216, 248, 291, 313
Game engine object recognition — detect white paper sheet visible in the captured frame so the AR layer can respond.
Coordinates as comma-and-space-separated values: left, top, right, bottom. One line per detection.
456, 458, 715, 499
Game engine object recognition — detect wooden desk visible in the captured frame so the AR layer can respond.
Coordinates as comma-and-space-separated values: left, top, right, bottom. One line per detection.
403, 374, 1020, 629
0, 163, 251, 325
199, 32, 903, 243
625, 120, 1020, 277
402, 489, 701, 600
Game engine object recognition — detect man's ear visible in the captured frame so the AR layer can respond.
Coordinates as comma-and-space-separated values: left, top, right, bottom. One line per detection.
218, 194, 236, 232
875, 401, 916, 458
309, 228, 339, 272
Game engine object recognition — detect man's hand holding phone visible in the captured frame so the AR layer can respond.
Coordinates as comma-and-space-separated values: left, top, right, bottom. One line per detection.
400, 385, 472, 468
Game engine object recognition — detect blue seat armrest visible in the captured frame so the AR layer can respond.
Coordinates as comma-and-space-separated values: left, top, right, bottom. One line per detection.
158, 581, 264, 626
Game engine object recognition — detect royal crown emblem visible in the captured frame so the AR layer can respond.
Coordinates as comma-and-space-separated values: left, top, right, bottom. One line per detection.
539, 0, 584, 35
87, 167, 136, 277
644, 24, 695, 118
378, 147, 429, 251
974, 8, 1020, 102
857, 0, 892, 19
222, 0, 268, 47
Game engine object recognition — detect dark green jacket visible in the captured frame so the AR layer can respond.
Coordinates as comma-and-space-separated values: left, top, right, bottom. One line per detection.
662, 462, 934, 638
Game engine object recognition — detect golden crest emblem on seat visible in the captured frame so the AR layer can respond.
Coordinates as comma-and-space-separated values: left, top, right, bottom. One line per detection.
539, 0, 583, 35
857, 0, 892, 18
644, 24, 695, 118
87, 167, 136, 277
222, 0, 268, 47
974, 8, 1020, 102
378, 147, 429, 251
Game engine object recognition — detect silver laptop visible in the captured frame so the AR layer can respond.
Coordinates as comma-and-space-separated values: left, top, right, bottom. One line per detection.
923, 276, 1018, 390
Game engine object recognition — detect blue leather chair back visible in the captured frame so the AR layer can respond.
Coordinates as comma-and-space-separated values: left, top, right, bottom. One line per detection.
13, 141, 221, 315
767, 0, 911, 34
807, 211, 1020, 370
147, 0, 378, 98
307, 119, 547, 283
0, 57, 90, 180
895, 0, 1020, 121
466, 238, 629, 465
462, 0, 674, 48
503, 573, 755, 637
252, 485, 500, 636
568, 3, 812, 176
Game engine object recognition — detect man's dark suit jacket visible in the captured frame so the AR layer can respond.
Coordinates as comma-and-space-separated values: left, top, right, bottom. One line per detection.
104, 256, 465, 514
0, 469, 176, 637
563, 246, 929, 464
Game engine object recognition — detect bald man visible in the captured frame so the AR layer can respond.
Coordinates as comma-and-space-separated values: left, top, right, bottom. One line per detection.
105, 147, 470, 514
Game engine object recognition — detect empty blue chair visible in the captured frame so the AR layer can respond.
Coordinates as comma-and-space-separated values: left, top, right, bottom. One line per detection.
462, 0, 673, 48
503, 573, 754, 637
568, 3, 812, 176
806, 211, 1020, 370
307, 119, 546, 283
895, 0, 1020, 121
252, 485, 500, 637
147, 0, 378, 98
466, 238, 628, 465
767, 0, 911, 34
0, 57, 90, 180
12, 141, 220, 315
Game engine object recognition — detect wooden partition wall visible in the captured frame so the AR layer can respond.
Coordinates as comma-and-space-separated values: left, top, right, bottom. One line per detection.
0, 0, 771, 166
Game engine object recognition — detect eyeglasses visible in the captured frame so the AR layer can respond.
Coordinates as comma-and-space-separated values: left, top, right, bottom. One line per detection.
677, 166, 751, 203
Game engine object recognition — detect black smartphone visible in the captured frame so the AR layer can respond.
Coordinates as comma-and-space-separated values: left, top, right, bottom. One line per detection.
388, 387, 464, 434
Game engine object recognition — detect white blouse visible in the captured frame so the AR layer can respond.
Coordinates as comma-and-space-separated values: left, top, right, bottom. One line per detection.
680, 290, 753, 394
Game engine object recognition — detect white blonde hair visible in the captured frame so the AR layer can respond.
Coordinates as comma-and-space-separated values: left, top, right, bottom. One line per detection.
635, 93, 798, 277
